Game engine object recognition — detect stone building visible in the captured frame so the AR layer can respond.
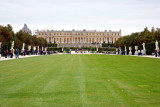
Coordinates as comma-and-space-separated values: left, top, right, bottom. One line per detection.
36, 29, 121, 47
21, 24, 32, 35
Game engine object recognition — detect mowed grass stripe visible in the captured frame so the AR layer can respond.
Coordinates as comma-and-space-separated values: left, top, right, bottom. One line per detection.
0, 54, 160, 107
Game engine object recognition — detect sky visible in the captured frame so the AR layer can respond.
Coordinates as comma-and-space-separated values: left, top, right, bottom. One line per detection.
0, 0, 160, 36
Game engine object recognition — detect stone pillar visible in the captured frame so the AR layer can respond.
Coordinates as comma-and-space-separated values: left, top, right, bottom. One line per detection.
105, 38, 107, 43
47, 38, 49, 43
113, 38, 115, 43
109, 38, 111, 43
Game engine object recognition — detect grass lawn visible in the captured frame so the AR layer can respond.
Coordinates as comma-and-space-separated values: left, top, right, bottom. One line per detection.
0, 54, 160, 107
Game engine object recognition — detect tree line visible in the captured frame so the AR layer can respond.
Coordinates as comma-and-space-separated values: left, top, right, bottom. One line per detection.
114, 27, 160, 47
0, 24, 47, 52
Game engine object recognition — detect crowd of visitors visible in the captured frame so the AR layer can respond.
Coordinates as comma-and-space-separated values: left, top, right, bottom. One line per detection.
3, 49, 54, 59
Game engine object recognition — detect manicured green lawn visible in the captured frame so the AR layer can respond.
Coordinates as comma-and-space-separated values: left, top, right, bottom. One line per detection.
0, 54, 160, 107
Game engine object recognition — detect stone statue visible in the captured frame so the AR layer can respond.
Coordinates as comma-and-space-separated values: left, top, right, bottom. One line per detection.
155, 40, 159, 56
142, 43, 146, 55
119, 47, 121, 55
116, 48, 118, 55
22, 43, 25, 51
45, 47, 47, 52
143, 43, 145, 50
28, 45, 31, 51
11, 41, 14, 50
37, 46, 39, 52
155, 40, 159, 50
125, 46, 127, 55
42, 46, 44, 51
129, 46, 132, 55
33, 46, 36, 51
134, 46, 138, 55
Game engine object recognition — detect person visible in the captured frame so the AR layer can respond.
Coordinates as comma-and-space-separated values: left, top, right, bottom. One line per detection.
155, 49, 157, 57
17, 49, 19, 58
15, 49, 19, 58
10, 49, 13, 58
5, 50, 8, 58
138, 50, 140, 56
141, 50, 143, 56
23, 50, 26, 56
121, 50, 123, 55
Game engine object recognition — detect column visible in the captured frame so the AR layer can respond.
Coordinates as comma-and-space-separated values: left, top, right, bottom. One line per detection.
109, 37, 111, 43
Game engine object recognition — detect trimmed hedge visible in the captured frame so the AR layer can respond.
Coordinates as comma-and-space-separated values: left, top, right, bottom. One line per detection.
47, 47, 62, 52
47, 47, 116, 52
98, 47, 116, 52
48, 43, 57, 47
102, 43, 114, 47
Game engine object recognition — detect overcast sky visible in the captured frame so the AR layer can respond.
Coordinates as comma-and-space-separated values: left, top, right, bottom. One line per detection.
0, 0, 160, 35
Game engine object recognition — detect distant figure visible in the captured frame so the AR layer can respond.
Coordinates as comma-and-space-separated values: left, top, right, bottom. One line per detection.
23, 50, 26, 56
15, 49, 19, 59
121, 50, 123, 55
141, 50, 143, 56
5, 50, 8, 58
138, 50, 140, 56
155, 49, 157, 57
10, 49, 13, 58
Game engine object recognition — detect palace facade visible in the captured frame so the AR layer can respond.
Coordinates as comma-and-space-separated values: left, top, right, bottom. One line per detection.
36, 29, 121, 47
